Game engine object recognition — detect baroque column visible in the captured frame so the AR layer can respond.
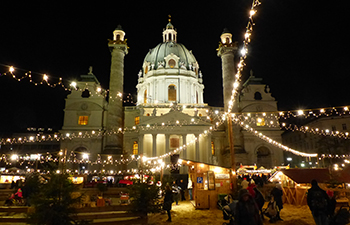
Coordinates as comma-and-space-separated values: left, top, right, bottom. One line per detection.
104, 25, 128, 154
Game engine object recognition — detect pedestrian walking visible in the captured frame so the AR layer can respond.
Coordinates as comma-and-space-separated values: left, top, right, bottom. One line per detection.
187, 178, 193, 200
172, 181, 181, 205
179, 179, 186, 201
264, 195, 279, 223
326, 190, 336, 219
163, 185, 173, 222
235, 189, 263, 225
271, 183, 283, 221
253, 185, 265, 220
307, 179, 330, 225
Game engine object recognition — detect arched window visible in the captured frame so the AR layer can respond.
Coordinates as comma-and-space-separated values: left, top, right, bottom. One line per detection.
132, 141, 138, 155
196, 91, 199, 103
144, 90, 147, 103
256, 146, 271, 168
81, 89, 90, 98
168, 84, 176, 102
168, 59, 176, 68
254, 92, 262, 100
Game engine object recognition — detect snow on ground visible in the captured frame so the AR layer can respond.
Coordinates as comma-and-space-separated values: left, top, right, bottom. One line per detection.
148, 201, 317, 225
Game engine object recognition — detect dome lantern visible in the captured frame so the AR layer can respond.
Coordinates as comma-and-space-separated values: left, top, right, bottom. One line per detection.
162, 15, 177, 43
113, 25, 125, 42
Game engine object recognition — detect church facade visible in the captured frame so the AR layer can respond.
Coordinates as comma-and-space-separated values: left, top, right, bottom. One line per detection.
59, 21, 284, 173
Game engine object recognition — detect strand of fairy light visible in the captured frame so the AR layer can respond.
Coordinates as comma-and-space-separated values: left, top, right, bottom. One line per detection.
233, 119, 318, 158
220, 0, 318, 158
0, 64, 135, 104
222, 0, 317, 157
226, 0, 261, 115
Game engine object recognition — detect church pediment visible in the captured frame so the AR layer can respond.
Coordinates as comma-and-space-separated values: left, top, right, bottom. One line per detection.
140, 109, 212, 127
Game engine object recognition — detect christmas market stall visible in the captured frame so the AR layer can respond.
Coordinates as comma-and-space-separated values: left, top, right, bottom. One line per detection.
268, 168, 331, 206
182, 160, 233, 209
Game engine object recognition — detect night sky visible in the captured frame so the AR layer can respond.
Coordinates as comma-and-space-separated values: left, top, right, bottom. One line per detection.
1, 1, 350, 133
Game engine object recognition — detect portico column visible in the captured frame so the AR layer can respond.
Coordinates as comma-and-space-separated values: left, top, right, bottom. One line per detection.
207, 133, 212, 164
182, 134, 187, 159
139, 134, 144, 155
165, 134, 170, 163
195, 134, 200, 161
152, 134, 157, 157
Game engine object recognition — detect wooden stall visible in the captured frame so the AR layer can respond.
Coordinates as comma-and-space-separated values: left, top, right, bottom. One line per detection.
269, 168, 332, 206
184, 161, 233, 209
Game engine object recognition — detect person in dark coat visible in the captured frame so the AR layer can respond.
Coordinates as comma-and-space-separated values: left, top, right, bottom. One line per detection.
307, 180, 330, 225
253, 185, 265, 219
171, 181, 181, 205
179, 179, 186, 201
235, 189, 263, 225
326, 190, 336, 218
271, 183, 283, 221
163, 185, 173, 222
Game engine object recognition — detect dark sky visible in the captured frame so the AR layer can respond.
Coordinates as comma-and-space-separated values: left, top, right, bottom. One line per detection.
1, 1, 350, 132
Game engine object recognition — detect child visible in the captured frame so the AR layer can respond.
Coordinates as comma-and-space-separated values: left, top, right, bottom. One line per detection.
264, 195, 279, 223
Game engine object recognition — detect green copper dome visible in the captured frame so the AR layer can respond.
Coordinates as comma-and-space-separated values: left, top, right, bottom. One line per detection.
143, 42, 197, 70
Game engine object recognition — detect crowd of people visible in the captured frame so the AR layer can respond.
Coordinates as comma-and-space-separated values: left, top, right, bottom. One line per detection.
232, 177, 283, 225
4, 179, 27, 206
225, 177, 345, 225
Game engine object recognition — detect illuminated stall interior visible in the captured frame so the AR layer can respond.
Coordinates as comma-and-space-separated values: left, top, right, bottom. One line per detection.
180, 160, 233, 209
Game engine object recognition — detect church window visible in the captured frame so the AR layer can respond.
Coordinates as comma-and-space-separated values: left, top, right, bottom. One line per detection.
132, 141, 138, 155
211, 141, 215, 155
144, 90, 147, 103
196, 91, 199, 104
144, 66, 148, 74
342, 123, 347, 130
78, 116, 88, 125
254, 92, 262, 100
81, 89, 90, 98
168, 59, 176, 68
332, 125, 336, 131
256, 118, 265, 126
168, 84, 176, 101
134, 116, 140, 125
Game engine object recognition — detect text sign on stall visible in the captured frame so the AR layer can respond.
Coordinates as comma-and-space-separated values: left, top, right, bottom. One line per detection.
215, 174, 230, 179
197, 177, 203, 184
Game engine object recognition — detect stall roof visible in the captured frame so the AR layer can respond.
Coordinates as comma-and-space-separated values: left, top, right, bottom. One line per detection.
279, 168, 331, 184
337, 166, 350, 183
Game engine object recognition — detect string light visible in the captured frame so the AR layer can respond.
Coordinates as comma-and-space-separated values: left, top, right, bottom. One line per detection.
235, 120, 318, 158
0, 63, 136, 104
